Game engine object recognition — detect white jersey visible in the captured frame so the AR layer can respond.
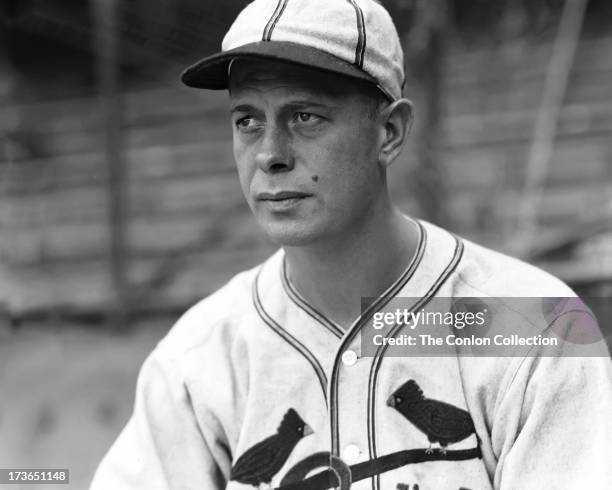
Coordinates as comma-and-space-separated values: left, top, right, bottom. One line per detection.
91, 219, 612, 490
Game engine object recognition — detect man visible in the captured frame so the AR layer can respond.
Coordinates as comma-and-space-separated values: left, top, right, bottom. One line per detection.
91, 0, 612, 489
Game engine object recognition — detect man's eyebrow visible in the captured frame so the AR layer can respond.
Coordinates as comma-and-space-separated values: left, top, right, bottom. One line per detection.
285, 100, 337, 110
230, 104, 257, 114
230, 100, 338, 114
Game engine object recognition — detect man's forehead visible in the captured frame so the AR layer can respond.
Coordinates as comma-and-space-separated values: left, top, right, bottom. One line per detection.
228, 58, 363, 100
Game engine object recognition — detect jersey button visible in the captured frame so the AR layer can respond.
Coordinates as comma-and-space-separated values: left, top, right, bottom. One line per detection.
343, 444, 360, 463
341, 350, 358, 366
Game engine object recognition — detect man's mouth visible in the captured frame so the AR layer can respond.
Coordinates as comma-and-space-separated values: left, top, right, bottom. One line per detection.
257, 191, 311, 201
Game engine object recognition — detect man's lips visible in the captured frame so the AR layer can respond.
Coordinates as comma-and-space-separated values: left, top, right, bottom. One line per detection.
256, 191, 312, 201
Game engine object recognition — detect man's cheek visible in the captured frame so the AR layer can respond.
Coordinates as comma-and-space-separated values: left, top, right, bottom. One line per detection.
234, 158, 254, 201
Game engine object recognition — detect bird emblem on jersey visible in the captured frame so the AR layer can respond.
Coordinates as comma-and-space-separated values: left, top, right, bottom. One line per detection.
230, 408, 314, 489
387, 379, 479, 454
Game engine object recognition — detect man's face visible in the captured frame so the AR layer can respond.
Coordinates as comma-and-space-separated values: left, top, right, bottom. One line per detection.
229, 59, 387, 246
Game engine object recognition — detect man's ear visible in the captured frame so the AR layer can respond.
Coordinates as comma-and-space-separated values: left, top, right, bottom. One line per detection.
378, 99, 414, 169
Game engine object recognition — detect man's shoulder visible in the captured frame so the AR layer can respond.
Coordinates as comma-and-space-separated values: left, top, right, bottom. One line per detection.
155, 250, 282, 359
418, 219, 574, 297
455, 233, 575, 298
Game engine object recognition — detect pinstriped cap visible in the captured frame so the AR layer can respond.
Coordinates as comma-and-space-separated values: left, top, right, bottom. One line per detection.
181, 0, 405, 101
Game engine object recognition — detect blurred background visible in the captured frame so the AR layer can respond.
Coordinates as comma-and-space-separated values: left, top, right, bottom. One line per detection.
1, 0, 611, 488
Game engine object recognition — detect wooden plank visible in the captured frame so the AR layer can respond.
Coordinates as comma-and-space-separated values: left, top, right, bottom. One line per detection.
3, 86, 227, 135
12, 244, 275, 313
445, 35, 612, 84
126, 140, 235, 179
1, 187, 108, 228
448, 182, 612, 232
442, 69, 612, 117
4, 202, 256, 265
4, 222, 109, 265
442, 135, 610, 189
444, 101, 612, 146
28, 116, 233, 157
515, 182, 611, 226
528, 218, 612, 261
15, 259, 112, 312
2, 139, 235, 195
128, 173, 244, 215
2, 174, 245, 232
545, 143, 609, 185
124, 88, 228, 124
440, 129, 611, 168
128, 246, 277, 311
441, 152, 508, 189
127, 209, 263, 256
536, 259, 612, 286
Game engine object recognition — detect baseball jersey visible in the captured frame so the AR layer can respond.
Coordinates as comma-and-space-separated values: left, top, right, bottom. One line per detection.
90, 219, 612, 490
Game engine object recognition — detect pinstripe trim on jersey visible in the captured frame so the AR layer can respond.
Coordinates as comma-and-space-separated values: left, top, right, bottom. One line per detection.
252, 269, 328, 405
262, 0, 289, 41
281, 258, 344, 339
346, 0, 367, 67
329, 220, 426, 457
367, 236, 465, 490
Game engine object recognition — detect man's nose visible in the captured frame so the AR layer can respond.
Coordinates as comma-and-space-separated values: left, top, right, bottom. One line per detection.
254, 124, 294, 174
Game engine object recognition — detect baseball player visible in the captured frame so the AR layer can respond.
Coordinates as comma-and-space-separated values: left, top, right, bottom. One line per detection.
91, 1, 612, 489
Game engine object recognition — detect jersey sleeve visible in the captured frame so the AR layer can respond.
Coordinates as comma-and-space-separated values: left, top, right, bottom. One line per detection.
90, 348, 230, 490
491, 312, 612, 489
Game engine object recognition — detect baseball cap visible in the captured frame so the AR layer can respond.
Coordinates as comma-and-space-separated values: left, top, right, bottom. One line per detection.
180, 0, 405, 101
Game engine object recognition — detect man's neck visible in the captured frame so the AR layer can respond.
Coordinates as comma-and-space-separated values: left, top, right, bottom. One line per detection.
283, 207, 420, 330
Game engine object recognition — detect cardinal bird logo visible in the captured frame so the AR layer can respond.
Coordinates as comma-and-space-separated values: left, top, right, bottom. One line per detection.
387, 379, 479, 454
230, 408, 314, 489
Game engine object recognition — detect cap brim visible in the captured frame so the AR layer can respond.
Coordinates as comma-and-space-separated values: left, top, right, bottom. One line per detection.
181, 41, 379, 92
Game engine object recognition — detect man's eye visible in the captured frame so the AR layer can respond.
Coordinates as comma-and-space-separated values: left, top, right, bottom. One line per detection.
295, 112, 321, 124
235, 116, 259, 131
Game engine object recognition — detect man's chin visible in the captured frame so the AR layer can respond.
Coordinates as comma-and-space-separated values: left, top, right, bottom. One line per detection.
258, 220, 321, 247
